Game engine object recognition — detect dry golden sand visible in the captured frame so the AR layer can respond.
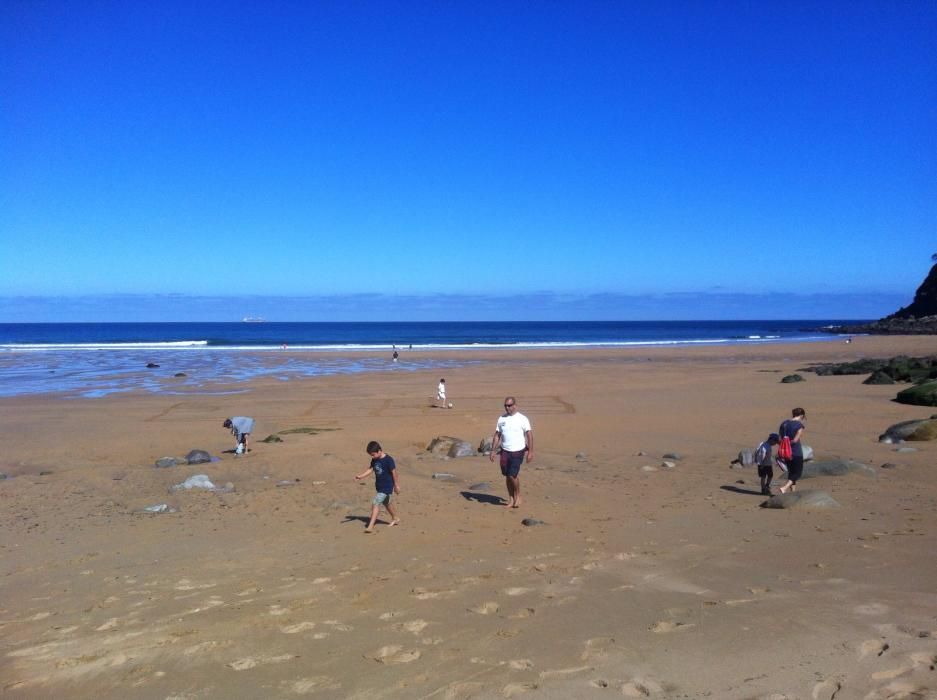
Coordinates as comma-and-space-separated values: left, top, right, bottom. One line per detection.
2, 336, 937, 699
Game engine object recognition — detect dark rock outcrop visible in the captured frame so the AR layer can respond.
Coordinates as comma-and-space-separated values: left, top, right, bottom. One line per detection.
835, 264, 937, 334
896, 381, 937, 407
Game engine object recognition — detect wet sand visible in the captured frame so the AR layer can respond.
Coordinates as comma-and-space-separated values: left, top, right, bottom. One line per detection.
2, 336, 937, 699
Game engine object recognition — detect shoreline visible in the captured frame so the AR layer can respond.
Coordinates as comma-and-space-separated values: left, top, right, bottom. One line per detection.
3, 335, 936, 401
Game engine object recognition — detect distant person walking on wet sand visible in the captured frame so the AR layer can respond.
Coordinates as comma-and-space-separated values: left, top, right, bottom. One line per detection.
778, 408, 806, 494
489, 397, 533, 508
223, 416, 254, 455
354, 441, 400, 532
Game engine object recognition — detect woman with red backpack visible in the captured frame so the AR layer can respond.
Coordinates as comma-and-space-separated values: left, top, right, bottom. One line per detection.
777, 408, 806, 494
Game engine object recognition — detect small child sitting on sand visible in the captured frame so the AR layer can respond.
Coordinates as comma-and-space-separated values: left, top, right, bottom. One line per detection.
354, 441, 400, 533
754, 433, 780, 495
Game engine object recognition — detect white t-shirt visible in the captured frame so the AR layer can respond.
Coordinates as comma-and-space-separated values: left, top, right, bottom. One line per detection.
437, 382, 446, 399
495, 412, 531, 452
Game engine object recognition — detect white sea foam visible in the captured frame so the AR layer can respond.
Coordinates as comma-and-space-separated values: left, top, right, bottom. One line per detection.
1, 336, 829, 352
1, 340, 209, 350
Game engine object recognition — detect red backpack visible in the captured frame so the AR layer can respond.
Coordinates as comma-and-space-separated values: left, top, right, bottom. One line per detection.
777, 422, 793, 461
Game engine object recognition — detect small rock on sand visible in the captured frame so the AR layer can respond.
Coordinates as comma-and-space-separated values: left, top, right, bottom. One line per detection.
521, 518, 545, 526
154, 457, 177, 468
185, 449, 212, 465
662, 452, 682, 460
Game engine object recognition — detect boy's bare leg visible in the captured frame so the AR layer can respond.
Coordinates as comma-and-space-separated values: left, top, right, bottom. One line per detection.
386, 501, 399, 526
364, 505, 379, 532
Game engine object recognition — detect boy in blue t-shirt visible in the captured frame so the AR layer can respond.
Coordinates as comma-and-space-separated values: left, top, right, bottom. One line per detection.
354, 441, 400, 533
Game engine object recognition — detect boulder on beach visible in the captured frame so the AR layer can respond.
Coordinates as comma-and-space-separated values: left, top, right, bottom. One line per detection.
427, 436, 475, 459
154, 457, 177, 468
478, 437, 494, 454
731, 449, 755, 468
907, 419, 937, 441
863, 370, 895, 385
781, 374, 805, 383
801, 459, 877, 479
185, 449, 212, 465
761, 490, 840, 509
879, 418, 937, 442
896, 381, 937, 407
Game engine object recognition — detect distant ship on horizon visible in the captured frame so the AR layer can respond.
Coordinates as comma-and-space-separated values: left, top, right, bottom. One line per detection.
241, 316, 266, 323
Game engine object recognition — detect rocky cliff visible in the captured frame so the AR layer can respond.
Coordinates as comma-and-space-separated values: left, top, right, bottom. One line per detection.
838, 263, 937, 334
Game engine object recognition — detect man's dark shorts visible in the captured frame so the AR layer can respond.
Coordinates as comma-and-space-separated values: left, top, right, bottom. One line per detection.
500, 449, 526, 478
757, 464, 774, 479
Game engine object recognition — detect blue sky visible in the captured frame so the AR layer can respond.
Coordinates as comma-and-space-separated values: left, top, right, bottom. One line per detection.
1, 1, 934, 321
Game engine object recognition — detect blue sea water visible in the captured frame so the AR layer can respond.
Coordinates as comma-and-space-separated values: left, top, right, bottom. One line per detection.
0, 321, 858, 398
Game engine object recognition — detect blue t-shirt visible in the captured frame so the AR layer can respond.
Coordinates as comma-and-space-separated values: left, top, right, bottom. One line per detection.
779, 420, 804, 457
370, 454, 396, 494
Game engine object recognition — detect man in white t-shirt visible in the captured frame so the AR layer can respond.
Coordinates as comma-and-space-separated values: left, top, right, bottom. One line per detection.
489, 396, 533, 508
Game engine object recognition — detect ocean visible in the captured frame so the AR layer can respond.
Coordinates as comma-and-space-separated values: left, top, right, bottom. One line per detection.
0, 321, 858, 398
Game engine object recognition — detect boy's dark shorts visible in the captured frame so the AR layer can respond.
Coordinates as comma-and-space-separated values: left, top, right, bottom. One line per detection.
757, 464, 774, 479
499, 449, 526, 478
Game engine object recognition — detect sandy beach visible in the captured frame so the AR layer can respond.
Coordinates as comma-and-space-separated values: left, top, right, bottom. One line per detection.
2, 336, 937, 700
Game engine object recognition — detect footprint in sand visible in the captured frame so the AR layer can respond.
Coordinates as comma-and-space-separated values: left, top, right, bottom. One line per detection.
227, 654, 296, 671
174, 579, 216, 591
442, 681, 484, 699
95, 617, 119, 631
509, 608, 536, 619
811, 679, 843, 700
396, 619, 429, 634
621, 676, 665, 697
509, 659, 533, 670
281, 622, 317, 634
468, 602, 500, 615
853, 602, 889, 616
184, 640, 232, 655
502, 682, 537, 697
282, 675, 341, 694
580, 637, 616, 662
366, 645, 421, 664
412, 587, 453, 600
503, 587, 533, 596
650, 620, 694, 633
323, 620, 353, 632
538, 666, 590, 680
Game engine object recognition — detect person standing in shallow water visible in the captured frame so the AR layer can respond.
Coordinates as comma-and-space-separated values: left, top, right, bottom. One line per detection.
778, 408, 806, 494
489, 397, 533, 508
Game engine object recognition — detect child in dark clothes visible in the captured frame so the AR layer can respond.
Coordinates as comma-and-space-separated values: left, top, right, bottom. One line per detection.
755, 433, 780, 495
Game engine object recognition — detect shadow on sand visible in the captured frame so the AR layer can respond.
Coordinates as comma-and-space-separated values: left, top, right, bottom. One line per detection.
720, 484, 765, 497
460, 491, 506, 506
